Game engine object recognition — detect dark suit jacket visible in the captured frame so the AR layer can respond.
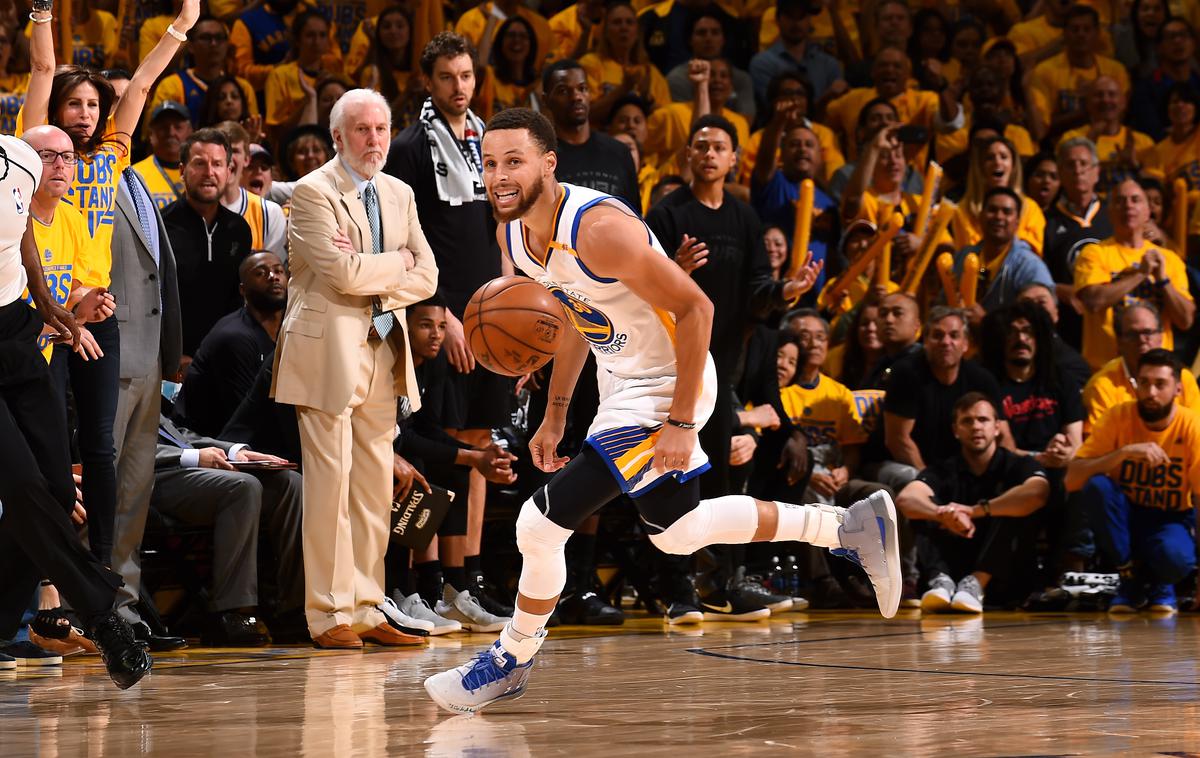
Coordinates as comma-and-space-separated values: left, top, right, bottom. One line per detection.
155, 413, 237, 470
110, 171, 182, 380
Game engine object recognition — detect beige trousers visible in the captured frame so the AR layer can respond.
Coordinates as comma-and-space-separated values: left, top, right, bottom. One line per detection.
296, 337, 397, 636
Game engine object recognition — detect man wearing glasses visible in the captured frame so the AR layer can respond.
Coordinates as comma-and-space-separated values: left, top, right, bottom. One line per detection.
1083, 303, 1200, 431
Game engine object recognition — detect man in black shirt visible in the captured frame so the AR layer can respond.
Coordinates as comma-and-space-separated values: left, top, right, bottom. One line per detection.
177, 251, 286, 436
897, 393, 1050, 613
645, 113, 818, 616
383, 33, 510, 614
1016, 282, 1093, 392
543, 59, 640, 210
884, 306, 1014, 471
1043, 137, 1112, 349
163, 128, 253, 362
862, 291, 923, 391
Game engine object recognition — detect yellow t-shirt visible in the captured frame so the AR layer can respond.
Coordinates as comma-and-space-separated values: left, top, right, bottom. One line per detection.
755, 3, 862, 59
951, 195, 1046, 256
1008, 15, 1114, 56
643, 101, 750, 176
737, 122, 844, 186
1141, 128, 1200, 190
1077, 402, 1200, 512
579, 53, 673, 116
229, 5, 344, 91
25, 9, 119, 68
1074, 238, 1193, 369
454, 2, 554, 71
1059, 126, 1156, 189
1028, 52, 1130, 126
1083, 357, 1200, 431
26, 206, 89, 362
0, 73, 29, 136
265, 63, 319, 128
825, 87, 940, 160
778, 373, 869, 449
548, 5, 602, 61
16, 109, 130, 289
137, 15, 171, 65
935, 121, 1035, 164
131, 156, 183, 210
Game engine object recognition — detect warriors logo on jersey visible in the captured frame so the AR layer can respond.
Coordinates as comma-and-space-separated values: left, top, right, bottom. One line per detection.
546, 284, 617, 346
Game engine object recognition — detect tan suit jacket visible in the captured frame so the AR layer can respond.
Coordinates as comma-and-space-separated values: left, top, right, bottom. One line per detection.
271, 158, 438, 415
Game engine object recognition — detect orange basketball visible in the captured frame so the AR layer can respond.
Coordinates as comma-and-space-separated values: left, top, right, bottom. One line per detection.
463, 276, 566, 377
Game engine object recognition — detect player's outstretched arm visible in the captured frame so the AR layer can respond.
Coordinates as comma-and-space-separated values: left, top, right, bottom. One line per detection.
576, 205, 714, 471
530, 327, 589, 472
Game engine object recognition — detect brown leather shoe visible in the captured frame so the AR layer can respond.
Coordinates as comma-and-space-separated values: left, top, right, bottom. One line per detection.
312, 624, 363, 649
357, 623, 425, 646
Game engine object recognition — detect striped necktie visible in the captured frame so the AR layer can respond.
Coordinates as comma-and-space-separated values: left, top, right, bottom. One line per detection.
363, 182, 395, 339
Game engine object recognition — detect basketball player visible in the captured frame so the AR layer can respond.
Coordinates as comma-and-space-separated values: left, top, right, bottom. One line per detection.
424, 109, 901, 714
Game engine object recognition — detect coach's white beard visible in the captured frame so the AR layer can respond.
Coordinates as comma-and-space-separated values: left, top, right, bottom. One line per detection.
344, 151, 386, 179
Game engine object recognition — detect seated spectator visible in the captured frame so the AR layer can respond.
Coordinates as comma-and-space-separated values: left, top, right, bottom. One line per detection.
0, 23, 28, 135
230, 0, 341, 91
951, 136, 1046, 255
827, 98, 924, 203
244, 143, 278, 199
1141, 84, 1200, 191
476, 15, 542, 117
938, 18, 984, 86
314, 75, 353, 133
164, 129, 254, 362
1025, 153, 1060, 212
176, 251, 286, 437
213, 121, 289, 260
1082, 303, 1200, 429
148, 16, 259, 129
935, 67, 1036, 165
265, 11, 335, 144
665, 10, 755, 121
1058, 76, 1154, 192
980, 38, 1030, 130
1113, 0, 1168, 97
639, 0, 748, 76
1128, 18, 1200, 140
953, 187, 1055, 320
1067, 349, 1200, 615
1074, 177, 1194, 370
454, 0, 552, 74
199, 74, 255, 130
153, 411, 304, 644
748, 0, 843, 109
579, 1, 670, 124
741, 72, 844, 187
842, 0, 911, 88
132, 101, 191, 209
837, 301, 886, 391
643, 58, 750, 175
355, 5, 415, 110
1015, 282, 1093, 391
222, 350, 303, 463
897, 393, 1050, 613
547, 0, 603, 62
279, 124, 334, 181
862, 291, 923, 390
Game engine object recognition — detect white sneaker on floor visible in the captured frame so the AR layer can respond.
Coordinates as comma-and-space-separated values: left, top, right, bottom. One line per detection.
920, 573, 955, 614
951, 575, 984, 614
377, 596, 434, 635
424, 639, 534, 714
396, 591, 462, 635
832, 490, 901, 618
436, 588, 510, 633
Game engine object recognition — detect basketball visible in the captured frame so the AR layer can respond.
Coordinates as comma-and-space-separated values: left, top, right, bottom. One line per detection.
463, 276, 566, 377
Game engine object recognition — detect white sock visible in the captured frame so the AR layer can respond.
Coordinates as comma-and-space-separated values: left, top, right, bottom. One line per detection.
500, 619, 548, 664
774, 501, 845, 549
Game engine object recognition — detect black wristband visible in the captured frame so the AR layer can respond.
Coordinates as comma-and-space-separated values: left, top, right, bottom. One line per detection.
666, 418, 697, 430
31, 0, 52, 12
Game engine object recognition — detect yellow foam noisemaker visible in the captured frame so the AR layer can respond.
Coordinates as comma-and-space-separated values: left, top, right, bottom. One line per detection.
937, 252, 961, 307
960, 252, 980, 307
818, 211, 903, 309
913, 162, 943, 238
1175, 177, 1189, 253
787, 178, 815, 280
901, 201, 957, 295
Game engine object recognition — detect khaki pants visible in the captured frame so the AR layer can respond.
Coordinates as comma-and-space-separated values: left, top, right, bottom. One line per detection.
296, 337, 396, 637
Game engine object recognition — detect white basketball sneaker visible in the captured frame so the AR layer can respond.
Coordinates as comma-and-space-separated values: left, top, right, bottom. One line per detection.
831, 490, 901, 618
425, 640, 535, 715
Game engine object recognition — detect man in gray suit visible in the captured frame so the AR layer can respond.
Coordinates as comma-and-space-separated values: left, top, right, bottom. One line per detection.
109, 166, 185, 650
153, 413, 305, 646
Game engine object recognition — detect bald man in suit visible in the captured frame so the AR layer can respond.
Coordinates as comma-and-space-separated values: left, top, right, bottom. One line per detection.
272, 90, 439, 648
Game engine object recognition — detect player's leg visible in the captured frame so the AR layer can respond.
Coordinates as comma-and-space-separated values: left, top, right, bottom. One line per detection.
634, 481, 902, 619
424, 446, 622, 714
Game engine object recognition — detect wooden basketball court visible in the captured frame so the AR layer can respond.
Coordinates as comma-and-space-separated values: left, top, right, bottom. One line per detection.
4, 610, 1199, 757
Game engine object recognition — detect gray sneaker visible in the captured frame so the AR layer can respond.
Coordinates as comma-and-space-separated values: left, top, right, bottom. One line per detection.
396, 591, 462, 635
435, 587, 510, 633
424, 639, 534, 714
377, 595, 434, 636
832, 490, 901, 618
920, 573, 955, 613
951, 575, 984, 614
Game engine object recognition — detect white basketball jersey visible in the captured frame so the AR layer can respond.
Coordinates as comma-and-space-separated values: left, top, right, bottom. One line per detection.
504, 183, 679, 380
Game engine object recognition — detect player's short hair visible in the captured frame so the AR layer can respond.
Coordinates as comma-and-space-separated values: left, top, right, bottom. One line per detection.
1138, 347, 1182, 380
953, 391, 997, 421
689, 113, 739, 150
486, 108, 558, 154
420, 32, 476, 77
412, 293, 448, 312
541, 58, 584, 93
180, 127, 231, 165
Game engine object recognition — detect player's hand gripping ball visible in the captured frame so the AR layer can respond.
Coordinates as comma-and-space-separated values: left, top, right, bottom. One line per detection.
463, 276, 566, 376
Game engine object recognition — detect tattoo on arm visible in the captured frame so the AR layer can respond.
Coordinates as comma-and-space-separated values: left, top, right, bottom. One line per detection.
551, 394, 570, 410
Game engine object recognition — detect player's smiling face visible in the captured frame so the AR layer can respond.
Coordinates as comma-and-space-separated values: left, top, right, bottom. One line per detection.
482, 128, 556, 223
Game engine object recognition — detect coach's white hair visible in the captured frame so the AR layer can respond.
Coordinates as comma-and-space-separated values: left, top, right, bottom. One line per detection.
328, 88, 392, 151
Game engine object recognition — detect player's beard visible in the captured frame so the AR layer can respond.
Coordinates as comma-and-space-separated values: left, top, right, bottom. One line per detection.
493, 178, 544, 223
1137, 399, 1173, 423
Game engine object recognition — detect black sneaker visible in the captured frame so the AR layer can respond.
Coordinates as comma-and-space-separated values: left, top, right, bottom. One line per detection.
735, 576, 798, 613
1, 641, 63, 667
698, 590, 771, 621
664, 601, 703, 625
0, 651, 14, 670
89, 612, 153, 690
468, 574, 516, 617
557, 591, 625, 625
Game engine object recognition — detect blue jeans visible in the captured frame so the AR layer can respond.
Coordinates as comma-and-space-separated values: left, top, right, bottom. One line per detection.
1084, 475, 1196, 584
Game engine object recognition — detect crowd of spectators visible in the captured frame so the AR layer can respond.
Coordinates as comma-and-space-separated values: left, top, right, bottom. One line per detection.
4, 0, 1200, 666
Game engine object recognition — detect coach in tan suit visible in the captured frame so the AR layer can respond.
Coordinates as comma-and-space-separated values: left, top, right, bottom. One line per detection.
271, 89, 438, 649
